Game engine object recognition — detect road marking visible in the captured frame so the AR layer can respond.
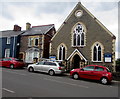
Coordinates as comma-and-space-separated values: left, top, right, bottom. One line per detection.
2, 88, 15, 93
44, 78, 89, 88
112, 80, 119, 83
3, 70, 26, 76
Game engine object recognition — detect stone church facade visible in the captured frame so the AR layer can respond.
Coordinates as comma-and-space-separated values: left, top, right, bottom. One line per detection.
50, 2, 116, 72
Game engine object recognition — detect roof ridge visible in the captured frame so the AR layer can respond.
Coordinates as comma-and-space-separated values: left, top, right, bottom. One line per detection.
32, 24, 54, 28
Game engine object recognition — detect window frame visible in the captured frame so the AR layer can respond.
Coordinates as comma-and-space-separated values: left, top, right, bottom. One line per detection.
5, 49, 10, 58
72, 23, 86, 47
91, 42, 104, 62
25, 50, 39, 63
28, 37, 34, 47
34, 37, 39, 46
6, 37, 11, 44
75, 10, 83, 18
58, 44, 67, 61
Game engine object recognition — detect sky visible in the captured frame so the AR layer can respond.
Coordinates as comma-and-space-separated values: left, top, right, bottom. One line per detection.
0, 0, 119, 58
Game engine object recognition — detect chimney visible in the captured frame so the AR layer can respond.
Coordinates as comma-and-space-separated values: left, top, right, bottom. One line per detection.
26, 22, 31, 30
13, 25, 21, 31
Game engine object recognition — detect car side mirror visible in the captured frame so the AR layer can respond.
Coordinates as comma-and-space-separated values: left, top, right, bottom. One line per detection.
80, 68, 84, 71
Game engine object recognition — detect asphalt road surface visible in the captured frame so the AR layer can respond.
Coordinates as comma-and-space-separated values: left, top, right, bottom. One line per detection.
1, 67, 119, 97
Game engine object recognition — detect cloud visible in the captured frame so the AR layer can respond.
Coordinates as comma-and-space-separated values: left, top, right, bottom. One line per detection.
83, 2, 118, 35
0, 2, 77, 30
0, 0, 120, 2
0, 1, 119, 58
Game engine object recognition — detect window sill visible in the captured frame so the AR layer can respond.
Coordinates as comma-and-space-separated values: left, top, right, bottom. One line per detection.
92, 61, 103, 63
72, 45, 85, 48
28, 45, 39, 47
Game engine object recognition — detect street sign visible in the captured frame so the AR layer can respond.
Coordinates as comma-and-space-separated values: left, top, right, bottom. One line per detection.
104, 53, 112, 62
49, 56, 56, 61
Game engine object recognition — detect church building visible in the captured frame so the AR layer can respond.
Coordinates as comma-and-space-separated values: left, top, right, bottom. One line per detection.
50, 2, 116, 72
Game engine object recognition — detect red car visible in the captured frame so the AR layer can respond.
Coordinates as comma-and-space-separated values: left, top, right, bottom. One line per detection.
0, 57, 26, 69
70, 65, 112, 85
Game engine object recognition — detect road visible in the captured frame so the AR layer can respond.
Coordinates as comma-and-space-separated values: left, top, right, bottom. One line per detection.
2, 67, 119, 97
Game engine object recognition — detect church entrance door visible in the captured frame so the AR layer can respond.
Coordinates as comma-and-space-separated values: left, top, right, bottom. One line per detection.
72, 54, 81, 69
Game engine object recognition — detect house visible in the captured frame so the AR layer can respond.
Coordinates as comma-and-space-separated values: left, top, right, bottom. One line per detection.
19, 23, 56, 63
0, 25, 23, 58
50, 2, 116, 72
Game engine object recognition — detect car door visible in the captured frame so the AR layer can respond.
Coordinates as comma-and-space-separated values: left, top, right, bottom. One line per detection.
42, 62, 51, 72
0, 59, 4, 66
2, 58, 9, 67
79, 66, 95, 79
93, 66, 105, 80
34, 61, 44, 71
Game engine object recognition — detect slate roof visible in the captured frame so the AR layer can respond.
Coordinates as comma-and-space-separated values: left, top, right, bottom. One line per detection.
0, 30, 23, 37
22, 24, 54, 36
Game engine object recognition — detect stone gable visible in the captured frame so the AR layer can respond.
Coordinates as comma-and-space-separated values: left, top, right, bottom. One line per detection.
50, 2, 116, 71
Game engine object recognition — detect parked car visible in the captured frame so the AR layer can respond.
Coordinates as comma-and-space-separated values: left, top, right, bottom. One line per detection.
0, 57, 26, 69
27, 61, 66, 76
70, 65, 112, 85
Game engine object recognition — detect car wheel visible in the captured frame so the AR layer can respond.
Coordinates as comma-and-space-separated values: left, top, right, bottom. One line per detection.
10, 64, 14, 69
72, 73, 79, 80
49, 70, 55, 76
100, 77, 108, 85
28, 67, 34, 72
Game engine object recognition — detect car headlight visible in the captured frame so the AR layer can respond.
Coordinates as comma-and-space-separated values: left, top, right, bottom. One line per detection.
105, 74, 108, 76
71, 69, 74, 71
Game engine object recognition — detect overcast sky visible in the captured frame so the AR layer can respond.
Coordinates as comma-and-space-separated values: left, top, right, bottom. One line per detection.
0, 0, 119, 58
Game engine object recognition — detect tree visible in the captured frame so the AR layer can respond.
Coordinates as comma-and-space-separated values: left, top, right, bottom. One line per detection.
116, 58, 120, 72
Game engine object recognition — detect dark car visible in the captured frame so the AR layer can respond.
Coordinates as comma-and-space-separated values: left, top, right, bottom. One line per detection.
0, 57, 26, 69
70, 65, 112, 85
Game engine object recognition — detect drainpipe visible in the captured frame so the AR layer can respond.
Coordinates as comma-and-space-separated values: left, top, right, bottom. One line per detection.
12, 35, 16, 57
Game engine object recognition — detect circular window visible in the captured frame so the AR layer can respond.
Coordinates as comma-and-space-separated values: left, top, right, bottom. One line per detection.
75, 10, 83, 17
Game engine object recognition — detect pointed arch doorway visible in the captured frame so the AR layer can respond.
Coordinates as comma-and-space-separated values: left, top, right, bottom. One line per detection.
67, 49, 87, 70
72, 54, 81, 69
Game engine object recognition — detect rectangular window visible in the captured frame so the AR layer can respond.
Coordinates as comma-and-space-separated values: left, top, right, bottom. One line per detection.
7, 37, 10, 44
5, 49, 10, 57
34, 38, 39, 46
28, 37, 34, 47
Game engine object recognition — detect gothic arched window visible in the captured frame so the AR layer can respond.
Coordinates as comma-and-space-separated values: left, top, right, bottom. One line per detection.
92, 43, 103, 62
58, 44, 67, 60
72, 23, 85, 47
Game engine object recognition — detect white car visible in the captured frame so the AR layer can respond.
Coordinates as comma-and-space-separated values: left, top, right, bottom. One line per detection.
27, 61, 66, 76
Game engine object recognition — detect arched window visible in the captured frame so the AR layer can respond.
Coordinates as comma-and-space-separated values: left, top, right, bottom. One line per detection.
92, 43, 103, 62
58, 44, 67, 60
72, 23, 86, 47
